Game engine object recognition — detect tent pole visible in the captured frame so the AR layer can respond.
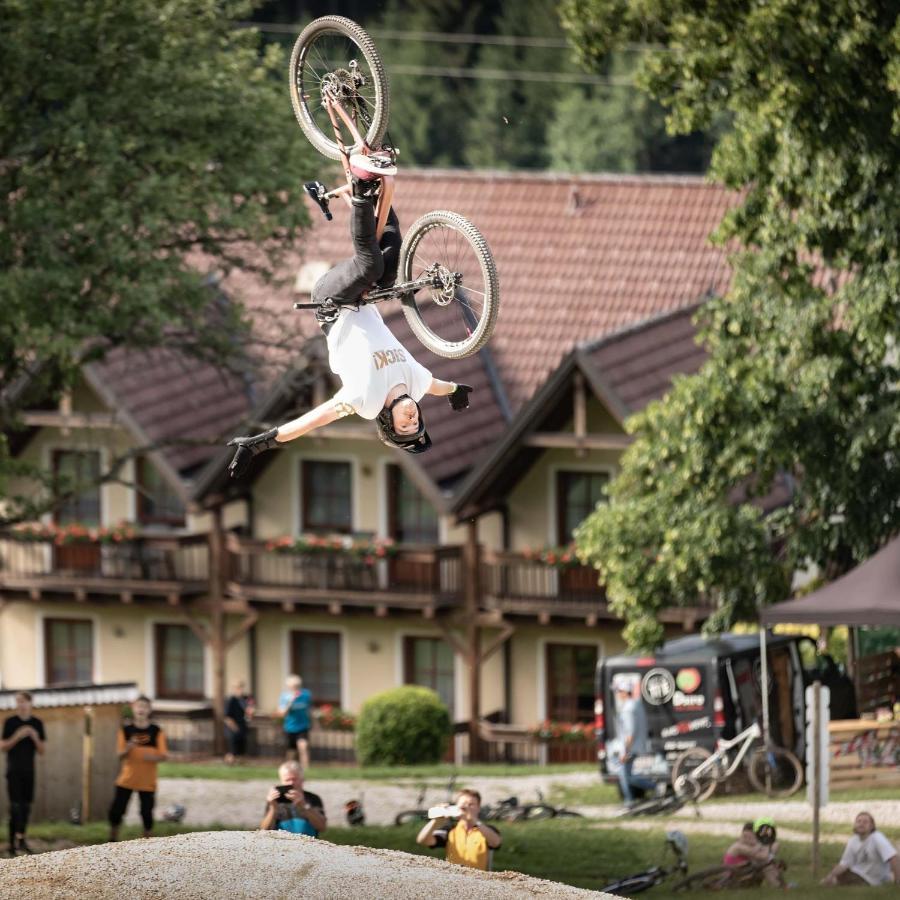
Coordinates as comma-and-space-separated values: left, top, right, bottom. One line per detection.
759, 627, 770, 743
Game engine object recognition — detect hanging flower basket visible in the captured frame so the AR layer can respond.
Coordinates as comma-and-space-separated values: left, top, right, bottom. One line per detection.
264, 534, 397, 566
7, 521, 137, 545
530, 720, 594, 743
313, 703, 356, 732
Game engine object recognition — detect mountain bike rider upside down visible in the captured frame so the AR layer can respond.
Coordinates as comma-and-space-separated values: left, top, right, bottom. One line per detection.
228, 153, 473, 478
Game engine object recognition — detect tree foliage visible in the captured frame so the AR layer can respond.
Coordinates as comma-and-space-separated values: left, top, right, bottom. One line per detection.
0, 0, 316, 517
562, 0, 900, 647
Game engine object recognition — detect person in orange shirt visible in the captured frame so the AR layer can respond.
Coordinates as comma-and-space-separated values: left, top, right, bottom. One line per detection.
108, 695, 168, 840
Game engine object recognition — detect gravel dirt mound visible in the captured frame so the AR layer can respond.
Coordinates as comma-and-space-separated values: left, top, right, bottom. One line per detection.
1, 830, 611, 899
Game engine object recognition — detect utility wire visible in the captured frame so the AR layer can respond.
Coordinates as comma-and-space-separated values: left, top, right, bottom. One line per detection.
390, 64, 635, 86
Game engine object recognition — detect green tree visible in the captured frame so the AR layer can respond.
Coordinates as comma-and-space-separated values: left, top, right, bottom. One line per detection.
0, 0, 316, 520
561, 0, 900, 647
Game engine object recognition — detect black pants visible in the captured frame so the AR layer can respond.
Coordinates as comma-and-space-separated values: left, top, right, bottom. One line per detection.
108, 785, 155, 831
312, 200, 400, 307
7, 770, 34, 845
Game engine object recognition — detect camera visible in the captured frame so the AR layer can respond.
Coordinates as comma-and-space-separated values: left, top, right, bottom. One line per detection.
275, 784, 293, 803
428, 804, 460, 819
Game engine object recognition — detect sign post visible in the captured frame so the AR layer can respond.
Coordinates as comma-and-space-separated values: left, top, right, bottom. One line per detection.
805, 682, 830, 877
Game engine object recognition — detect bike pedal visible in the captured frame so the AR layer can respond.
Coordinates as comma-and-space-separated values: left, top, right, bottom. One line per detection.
304, 181, 332, 221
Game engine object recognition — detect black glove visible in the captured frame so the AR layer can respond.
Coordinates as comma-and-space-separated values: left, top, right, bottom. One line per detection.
448, 383, 473, 411
227, 428, 279, 479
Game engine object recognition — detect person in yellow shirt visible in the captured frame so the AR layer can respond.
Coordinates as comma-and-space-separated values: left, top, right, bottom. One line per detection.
108, 696, 168, 840
416, 789, 502, 871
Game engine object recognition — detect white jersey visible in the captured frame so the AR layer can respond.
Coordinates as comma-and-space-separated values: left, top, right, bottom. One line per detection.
327, 305, 432, 420
839, 831, 897, 885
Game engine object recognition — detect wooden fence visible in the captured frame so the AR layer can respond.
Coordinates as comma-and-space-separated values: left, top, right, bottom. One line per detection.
829, 719, 900, 789
856, 649, 899, 714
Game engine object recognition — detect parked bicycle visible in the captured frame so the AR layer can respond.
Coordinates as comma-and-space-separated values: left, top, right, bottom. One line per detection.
601, 830, 689, 895
289, 16, 499, 359
672, 858, 788, 892
481, 789, 583, 823
393, 774, 457, 826
615, 787, 691, 819
669, 721, 803, 801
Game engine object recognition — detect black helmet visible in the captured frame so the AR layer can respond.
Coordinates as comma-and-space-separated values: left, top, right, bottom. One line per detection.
375, 395, 431, 454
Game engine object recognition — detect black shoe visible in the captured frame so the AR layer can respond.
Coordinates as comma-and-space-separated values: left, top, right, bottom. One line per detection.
17, 840, 33, 855
304, 181, 332, 221
7, 845, 17, 858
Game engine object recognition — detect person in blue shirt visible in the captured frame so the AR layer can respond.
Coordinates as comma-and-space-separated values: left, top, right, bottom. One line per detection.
613, 675, 656, 807
278, 674, 312, 770
259, 761, 326, 838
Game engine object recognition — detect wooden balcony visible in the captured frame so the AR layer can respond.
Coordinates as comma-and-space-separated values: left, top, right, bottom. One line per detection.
482, 552, 711, 627
0, 533, 209, 603
225, 536, 464, 616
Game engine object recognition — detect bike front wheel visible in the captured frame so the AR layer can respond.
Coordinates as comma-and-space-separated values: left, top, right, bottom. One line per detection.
398, 211, 499, 359
747, 746, 803, 798
289, 16, 390, 159
670, 746, 720, 802
602, 873, 661, 895
512, 803, 556, 822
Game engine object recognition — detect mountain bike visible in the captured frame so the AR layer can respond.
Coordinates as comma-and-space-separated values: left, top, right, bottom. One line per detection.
672, 858, 787, 891
670, 721, 803, 802
481, 789, 584, 823
601, 830, 689, 895
393, 774, 458, 826
288, 16, 499, 359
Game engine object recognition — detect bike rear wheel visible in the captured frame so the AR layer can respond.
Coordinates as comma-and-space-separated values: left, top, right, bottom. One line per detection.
512, 804, 556, 822
670, 746, 720, 802
672, 865, 736, 892
393, 809, 427, 826
747, 746, 803, 798
398, 211, 499, 359
289, 16, 390, 160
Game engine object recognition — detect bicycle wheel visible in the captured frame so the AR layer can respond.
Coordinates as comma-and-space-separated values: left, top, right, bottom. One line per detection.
289, 16, 389, 160
670, 746, 720, 802
671, 865, 735, 892
393, 809, 427, 826
514, 804, 556, 822
601, 873, 659, 895
398, 211, 499, 359
553, 808, 584, 818
747, 746, 803, 798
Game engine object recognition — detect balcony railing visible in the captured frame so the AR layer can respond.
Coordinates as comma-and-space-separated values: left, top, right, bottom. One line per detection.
226, 536, 464, 610
482, 551, 609, 617
0, 532, 209, 594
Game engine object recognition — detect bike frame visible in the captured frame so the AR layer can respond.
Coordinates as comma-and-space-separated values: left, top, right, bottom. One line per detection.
691, 721, 763, 782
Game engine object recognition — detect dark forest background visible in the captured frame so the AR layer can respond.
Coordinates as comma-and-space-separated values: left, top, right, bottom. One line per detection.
249, 0, 719, 173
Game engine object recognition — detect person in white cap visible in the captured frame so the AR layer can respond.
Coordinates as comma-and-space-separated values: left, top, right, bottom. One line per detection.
613, 675, 655, 807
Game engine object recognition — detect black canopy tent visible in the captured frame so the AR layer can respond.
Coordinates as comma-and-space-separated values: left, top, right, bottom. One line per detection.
760, 536, 900, 628
757, 536, 900, 738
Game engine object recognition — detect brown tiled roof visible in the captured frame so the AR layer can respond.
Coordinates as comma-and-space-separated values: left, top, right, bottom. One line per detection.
94, 169, 734, 489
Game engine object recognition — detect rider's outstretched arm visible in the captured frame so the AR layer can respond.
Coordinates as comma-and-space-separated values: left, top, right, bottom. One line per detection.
427, 378, 457, 397
429, 378, 474, 412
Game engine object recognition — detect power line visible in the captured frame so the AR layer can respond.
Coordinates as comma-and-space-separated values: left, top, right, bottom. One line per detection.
240, 21, 663, 53
391, 64, 635, 86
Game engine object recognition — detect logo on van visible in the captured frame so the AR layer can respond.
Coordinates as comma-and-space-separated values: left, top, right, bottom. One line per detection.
641, 668, 676, 705
675, 667, 702, 693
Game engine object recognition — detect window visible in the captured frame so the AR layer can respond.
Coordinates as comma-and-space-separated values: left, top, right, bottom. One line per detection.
290, 631, 342, 707
404, 636, 454, 714
302, 460, 352, 533
44, 618, 93, 685
545, 643, 598, 723
556, 470, 608, 543
137, 457, 185, 526
53, 450, 101, 525
387, 464, 438, 543
155, 624, 205, 699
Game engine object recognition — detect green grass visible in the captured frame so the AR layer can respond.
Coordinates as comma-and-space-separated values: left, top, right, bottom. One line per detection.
21, 819, 897, 899
157, 760, 596, 782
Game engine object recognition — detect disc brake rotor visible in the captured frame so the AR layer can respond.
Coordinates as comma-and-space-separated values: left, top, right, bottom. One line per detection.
428, 265, 462, 307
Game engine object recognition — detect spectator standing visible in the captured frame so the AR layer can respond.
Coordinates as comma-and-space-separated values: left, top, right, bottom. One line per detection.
613, 675, 656, 806
822, 811, 900, 886
224, 679, 253, 765
1, 691, 46, 857
278, 674, 312, 770
108, 695, 168, 841
260, 760, 326, 836
416, 789, 502, 870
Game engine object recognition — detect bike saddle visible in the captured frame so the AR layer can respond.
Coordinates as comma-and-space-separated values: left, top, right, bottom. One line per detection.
305, 181, 332, 221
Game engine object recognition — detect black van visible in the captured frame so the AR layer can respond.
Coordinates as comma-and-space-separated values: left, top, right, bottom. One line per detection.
594, 631, 815, 786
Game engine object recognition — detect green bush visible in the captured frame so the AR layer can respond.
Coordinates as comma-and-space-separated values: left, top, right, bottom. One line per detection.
355, 686, 451, 766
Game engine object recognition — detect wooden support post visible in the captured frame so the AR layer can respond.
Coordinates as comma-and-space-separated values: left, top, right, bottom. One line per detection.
225, 608, 259, 651
422, 606, 435, 620
29, 587, 41, 602
81, 706, 94, 821
167, 592, 180, 607
120, 591, 133, 606
209, 506, 227, 757
538, 611, 550, 626
574, 371, 587, 458
585, 613, 597, 628
282, 601, 295, 613
464, 521, 482, 762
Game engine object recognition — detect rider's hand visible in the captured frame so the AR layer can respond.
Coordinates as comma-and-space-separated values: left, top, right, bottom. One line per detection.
448, 383, 473, 411
227, 428, 280, 479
